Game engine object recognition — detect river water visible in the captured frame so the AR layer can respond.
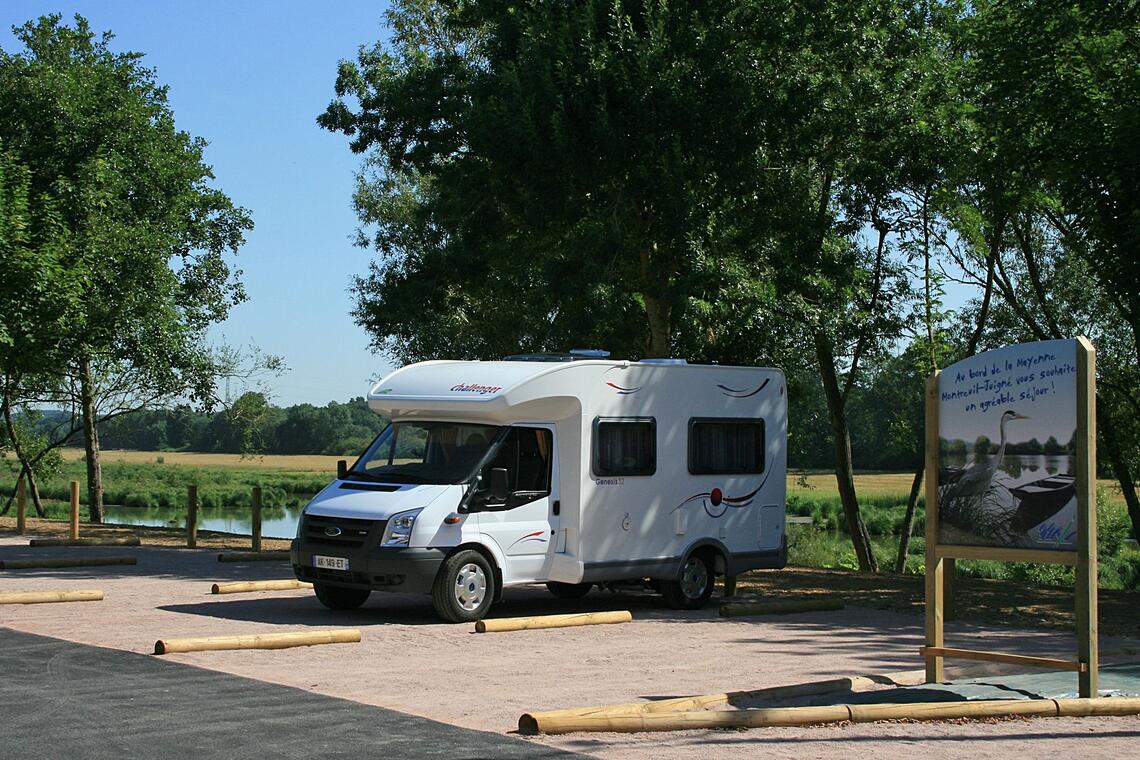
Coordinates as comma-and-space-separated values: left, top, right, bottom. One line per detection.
102, 502, 309, 540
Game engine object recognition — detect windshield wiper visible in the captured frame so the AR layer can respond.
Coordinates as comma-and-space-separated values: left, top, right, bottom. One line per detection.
373, 472, 430, 484
343, 468, 384, 482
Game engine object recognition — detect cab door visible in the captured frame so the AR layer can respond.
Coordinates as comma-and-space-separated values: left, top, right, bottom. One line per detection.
474, 425, 558, 583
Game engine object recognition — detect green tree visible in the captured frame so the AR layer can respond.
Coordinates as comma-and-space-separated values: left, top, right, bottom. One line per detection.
320, 0, 787, 361
322, 0, 967, 572
948, 0, 1140, 540
0, 15, 253, 520
0, 146, 83, 512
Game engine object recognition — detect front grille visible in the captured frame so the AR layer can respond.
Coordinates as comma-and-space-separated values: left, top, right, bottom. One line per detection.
302, 514, 382, 549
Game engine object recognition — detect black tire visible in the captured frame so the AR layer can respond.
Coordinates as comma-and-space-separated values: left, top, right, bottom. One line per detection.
661, 553, 715, 610
432, 549, 495, 623
546, 581, 592, 600
313, 583, 371, 611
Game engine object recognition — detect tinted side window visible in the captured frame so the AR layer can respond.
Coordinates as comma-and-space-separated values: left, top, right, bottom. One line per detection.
593, 418, 656, 477
482, 427, 552, 506
689, 419, 765, 474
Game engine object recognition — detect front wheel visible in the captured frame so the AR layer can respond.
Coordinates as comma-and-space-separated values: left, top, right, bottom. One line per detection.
432, 549, 495, 623
661, 553, 715, 610
314, 583, 371, 611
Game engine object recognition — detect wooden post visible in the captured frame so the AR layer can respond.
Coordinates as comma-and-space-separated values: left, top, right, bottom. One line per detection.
187, 485, 198, 549
944, 557, 956, 621
1076, 337, 1098, 698
251, 486, 262, 552
722, 575, 737, 598
69, 480, 80, 540
924, 370, 944, 683
16, 474, 26, 535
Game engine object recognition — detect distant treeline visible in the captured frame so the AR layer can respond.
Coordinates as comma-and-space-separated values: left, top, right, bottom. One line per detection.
26, 374, 926, 470
47, 397, 391, 458
940, 434, 1077, 458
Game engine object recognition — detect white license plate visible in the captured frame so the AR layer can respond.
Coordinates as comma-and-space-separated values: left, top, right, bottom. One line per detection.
313, 555, 349, 571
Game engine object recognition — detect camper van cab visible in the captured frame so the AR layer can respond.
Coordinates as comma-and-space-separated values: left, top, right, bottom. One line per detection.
291, 356, 787, 622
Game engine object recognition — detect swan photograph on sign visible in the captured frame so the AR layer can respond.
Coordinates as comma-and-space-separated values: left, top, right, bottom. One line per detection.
936, 339, 1080, 551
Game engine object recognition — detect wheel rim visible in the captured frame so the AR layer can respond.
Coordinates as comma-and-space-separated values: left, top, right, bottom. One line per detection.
454, 562, 488, 611
679, 558, 709, 599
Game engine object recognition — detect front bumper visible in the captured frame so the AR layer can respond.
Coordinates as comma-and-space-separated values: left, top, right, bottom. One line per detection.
291, 512, 446, 594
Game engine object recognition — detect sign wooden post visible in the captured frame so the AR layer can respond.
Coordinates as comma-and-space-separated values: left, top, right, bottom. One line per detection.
16, 474, 26, 535
924, 371, 944, 683
251, 486, 263, 552
69, 480, 80, 540
1075, 337, 1098, 698
924, 338, 1098, 697
187, 485, 198, 549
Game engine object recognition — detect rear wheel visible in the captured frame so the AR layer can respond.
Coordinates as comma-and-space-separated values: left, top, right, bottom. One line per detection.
661, 553, 715, 610
432, 549, 495, 623
313, 583, 371, 611
546, 581, 592, 600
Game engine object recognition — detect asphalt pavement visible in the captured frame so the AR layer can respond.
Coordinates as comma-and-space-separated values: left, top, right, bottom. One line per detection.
0, 627, 579, 760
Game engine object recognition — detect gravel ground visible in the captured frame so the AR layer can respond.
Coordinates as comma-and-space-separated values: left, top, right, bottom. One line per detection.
1, 533, 1138, 759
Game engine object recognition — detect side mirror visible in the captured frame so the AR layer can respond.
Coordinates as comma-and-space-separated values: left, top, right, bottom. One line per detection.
489, 468, 510, 502
337, 459, 347, 480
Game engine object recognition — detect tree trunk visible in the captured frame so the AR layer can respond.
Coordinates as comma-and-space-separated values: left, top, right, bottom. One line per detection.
813, 331, 878, 572
3, 464, 45, 517
79, 355, 105, 523
643, 294, 672, 358
1101, 412, 1140, 541
894, 465, 924, 573
2, 392, 47, 517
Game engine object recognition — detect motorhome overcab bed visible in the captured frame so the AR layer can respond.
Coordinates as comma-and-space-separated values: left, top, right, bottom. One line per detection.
291, 356, 787, 622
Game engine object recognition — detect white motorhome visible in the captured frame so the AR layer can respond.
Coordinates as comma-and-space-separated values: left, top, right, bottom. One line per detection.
291, 355, 787, 621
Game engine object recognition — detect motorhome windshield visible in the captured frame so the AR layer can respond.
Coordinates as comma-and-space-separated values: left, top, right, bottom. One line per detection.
348, 422, 503, 485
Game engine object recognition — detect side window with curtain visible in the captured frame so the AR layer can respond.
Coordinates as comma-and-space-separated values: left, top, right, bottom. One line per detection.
593, 418, 656, 477
688, 418, 765, 474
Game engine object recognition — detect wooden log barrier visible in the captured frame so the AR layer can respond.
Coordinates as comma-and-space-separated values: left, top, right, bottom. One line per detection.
211, 579, 313, 594
520, 697, 1140, 735
525, 669, 927, 723
475, 610, 632, 634
719, 599, 845, 617
0, 589, 104, 605
0, 556, 137, 570
154, 628, 361, 655
217, 551, 291, 563
30, 537, 141, 547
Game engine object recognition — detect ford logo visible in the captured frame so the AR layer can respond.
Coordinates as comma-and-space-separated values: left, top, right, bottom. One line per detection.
324, 526, 343, 537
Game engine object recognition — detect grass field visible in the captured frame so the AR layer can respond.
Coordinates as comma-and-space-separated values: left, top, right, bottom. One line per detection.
59, 448, 342, 472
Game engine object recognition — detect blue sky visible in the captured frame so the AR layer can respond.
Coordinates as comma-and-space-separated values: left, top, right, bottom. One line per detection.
2, 1, 396, 407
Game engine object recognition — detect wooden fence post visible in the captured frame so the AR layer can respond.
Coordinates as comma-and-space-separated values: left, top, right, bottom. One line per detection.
69, 480, 80, 540
251, 486, 262, 552
16, 474, 26, 535
187, 485, 198, 549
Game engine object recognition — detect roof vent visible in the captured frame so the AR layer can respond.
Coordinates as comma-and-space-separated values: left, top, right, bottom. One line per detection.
639, 358, 688, 365
568, 348, 611, 358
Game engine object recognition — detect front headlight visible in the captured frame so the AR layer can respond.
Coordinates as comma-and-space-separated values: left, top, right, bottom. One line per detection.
381, 508, 423, 547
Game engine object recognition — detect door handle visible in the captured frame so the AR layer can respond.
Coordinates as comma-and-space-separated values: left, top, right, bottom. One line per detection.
552, 499, 561, 516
